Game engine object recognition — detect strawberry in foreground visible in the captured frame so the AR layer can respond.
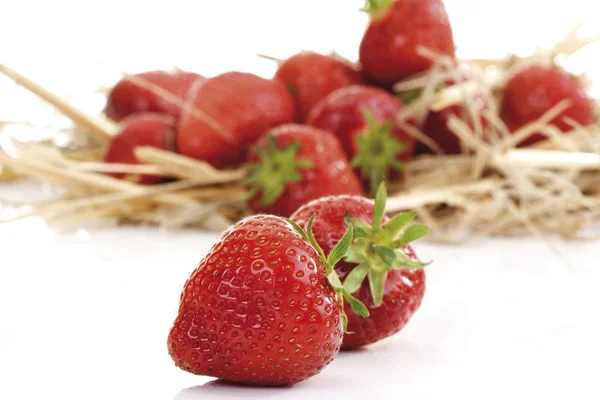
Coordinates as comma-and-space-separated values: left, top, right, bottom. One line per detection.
245, 124, 364, 217
307, 85, 414, 195
105, 70, 203, 122
275, 51, 364, 122
104, 113, 176, 184
500, 63, 594, 146
359, 0, 456, 87
291, 183, 429, 349
168, 214, 368, 386
177, 72, 295, 169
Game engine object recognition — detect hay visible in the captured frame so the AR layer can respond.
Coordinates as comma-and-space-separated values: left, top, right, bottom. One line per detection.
0, 22, 599, 242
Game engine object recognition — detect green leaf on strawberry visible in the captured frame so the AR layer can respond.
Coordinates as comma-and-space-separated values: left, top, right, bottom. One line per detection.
360, 0, 395, 17
351, 110, 408, 196
245, 134, 314, 206
286, 214, 370, 331
343, 182, 431, 306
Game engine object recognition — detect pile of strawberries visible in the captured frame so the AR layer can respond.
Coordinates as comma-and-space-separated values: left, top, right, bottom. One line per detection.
97, 0, 596, 387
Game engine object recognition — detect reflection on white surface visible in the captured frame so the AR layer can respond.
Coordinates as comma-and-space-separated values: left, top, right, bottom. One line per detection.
0, 221, 599, 399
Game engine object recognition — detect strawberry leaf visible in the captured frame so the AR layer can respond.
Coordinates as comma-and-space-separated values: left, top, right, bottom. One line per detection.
292, 215, 370, 328
245, 134, 313, 206
342, 263, 369, 294
398, 224, 430, 246
368, 269, 388, 307
384, 211, 417, 237
351, 112, 407, 196
327, 225, 354, 269
342, 183, 433, 305
341, 288, 370, 318
285, 218, 309, 241
372, 181, 387, 231
305, 214, 327, 263
360, 0, 394, 18
373, 245, 397, 268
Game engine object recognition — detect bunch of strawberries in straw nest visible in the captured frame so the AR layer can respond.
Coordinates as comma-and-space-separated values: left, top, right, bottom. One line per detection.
1, 0, 600, 388
1, 0, 599, 245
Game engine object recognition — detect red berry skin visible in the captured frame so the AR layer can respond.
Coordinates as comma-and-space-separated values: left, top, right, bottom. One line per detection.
247, 124, 365, 217
359, 0, 456, 87
307, 85, 415, 162
500, 64, 594, 147
104, 113, 176, 185
419, 94, 488, 155
177, 72, 296, 169
167, 215, 344, 386
105, 70, 203, 122
275, 52, 364, 122
291, 195, 426, 349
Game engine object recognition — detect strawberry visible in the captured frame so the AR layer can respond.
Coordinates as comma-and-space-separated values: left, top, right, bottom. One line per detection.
419, 91, 488, 155
105, 70, 203, 122
359, 0, 456, 87
168, 214, 368, 386
245, 124, 364, 217
275, 51, 364, 122
177, 72, 295, 169
307, 85, 414, 195
500, 64, 594, 146
291, 183, 429, 349
104, 113, 176, 184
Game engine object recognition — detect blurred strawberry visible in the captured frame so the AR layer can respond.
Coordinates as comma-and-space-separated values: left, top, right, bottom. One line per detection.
359, 0, 456, 87
104, 113, 176, 184
307, 85, 414, 194
275, 51, 364, 122
500, 63, 594, 146
246, 124, 364, 217
105, 70, 203, 122
177, 72, 295, 169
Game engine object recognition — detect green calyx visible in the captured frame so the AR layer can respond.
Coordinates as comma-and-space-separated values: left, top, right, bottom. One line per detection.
343, 183, 431, 307
287, 215, 370, 333
360, 0, 394, 17
245, 134, 313, 206
351, 110, 408, 196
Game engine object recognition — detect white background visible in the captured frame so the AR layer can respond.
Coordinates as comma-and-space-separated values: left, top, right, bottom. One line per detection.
1, 1, 600, 399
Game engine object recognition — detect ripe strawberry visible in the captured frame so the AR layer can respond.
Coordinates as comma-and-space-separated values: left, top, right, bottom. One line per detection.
419, 91, 488, 155
105, 70, 203, 122
291, 183, 429, 349
168, 214, 368, 386
359, 0, 456, 87
245, 124, 364, 217
177, 72, 295, 169
275, 51, 364, 122
104, 113, 176, 184
500, 64, 594, 146
307, 85, 414, 195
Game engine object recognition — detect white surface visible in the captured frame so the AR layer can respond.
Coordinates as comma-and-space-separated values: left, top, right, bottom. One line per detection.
0, 219, 599, 400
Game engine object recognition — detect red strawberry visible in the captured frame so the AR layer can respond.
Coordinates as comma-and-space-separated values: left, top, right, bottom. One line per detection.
359, 0, 456, 87
177, 72, 295, 169
168, 214, 368, 386
291, 183, 429, 349
275, 52, 364, 122
245, 124, 365, 217
307, 85, 414, 195
105, 70, 203, 122
419, 91, 488, 155
104, 113, 176, 184
500, 64, 594, 146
